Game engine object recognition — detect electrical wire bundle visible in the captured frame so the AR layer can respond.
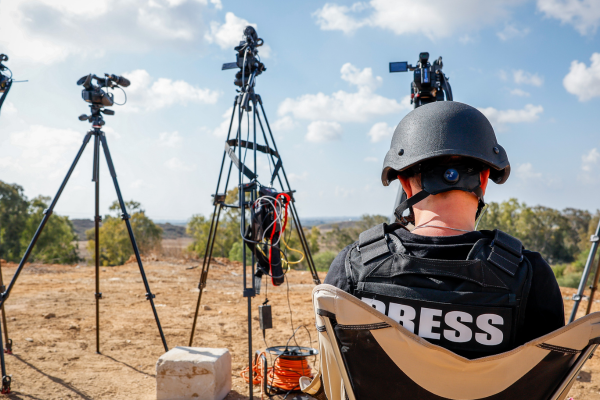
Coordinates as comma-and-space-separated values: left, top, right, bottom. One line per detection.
245, 187, 304, 288
241, 348, 315, 399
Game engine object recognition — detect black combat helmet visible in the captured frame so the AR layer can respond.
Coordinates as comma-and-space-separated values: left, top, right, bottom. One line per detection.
382, 101, 511, 222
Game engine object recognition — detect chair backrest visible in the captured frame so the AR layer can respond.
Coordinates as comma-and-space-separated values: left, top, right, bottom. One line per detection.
312, 284, 600, 400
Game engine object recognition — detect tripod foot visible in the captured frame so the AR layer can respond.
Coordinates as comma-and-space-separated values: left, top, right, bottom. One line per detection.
1, 375, 11, 394
4, 339, 12, 355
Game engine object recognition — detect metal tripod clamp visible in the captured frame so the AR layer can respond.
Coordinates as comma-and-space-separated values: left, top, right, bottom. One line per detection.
121, 213, 130, 221
1, 375, 10, 394
95, 292, 103, 299
145, 293, 155, 300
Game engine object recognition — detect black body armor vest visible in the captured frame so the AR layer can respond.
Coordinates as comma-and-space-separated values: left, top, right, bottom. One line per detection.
345, 223, 533, 358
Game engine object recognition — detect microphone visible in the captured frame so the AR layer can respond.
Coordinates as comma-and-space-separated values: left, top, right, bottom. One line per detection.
107, 74, 130, 87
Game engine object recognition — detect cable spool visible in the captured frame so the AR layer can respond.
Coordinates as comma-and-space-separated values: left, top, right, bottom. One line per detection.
241, 346, 318, 397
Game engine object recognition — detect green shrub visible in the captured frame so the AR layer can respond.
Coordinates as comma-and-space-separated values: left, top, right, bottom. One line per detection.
313, 251, 337, 271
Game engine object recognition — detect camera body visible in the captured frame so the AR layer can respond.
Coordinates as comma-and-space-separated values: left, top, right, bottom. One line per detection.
222, 26, 266, 88
77, 73, 130, 108
77, 73, 130, 126
389, 52, 453, 108
0, 54, 10, 94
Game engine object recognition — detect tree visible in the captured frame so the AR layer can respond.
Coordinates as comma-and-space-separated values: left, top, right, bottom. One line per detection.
21, 196, 80, 264
0, 181, 29, 261
87, 200, 162, 266
187, 188, 244, 259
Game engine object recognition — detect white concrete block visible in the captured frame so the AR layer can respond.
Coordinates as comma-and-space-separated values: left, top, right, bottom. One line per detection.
156, 346, 231, 400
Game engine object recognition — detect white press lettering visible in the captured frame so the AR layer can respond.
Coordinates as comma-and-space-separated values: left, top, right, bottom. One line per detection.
443, 311, 473, 343
361, 298, 386, 314
388, 302, 416, 333
419, 308, 442, 340
475, 314, 504, 346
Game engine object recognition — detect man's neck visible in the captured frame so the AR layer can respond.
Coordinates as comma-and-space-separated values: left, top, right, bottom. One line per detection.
411, 192, 477, 237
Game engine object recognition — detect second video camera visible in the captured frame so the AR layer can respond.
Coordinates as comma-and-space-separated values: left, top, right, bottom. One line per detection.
390, 52, 453, 108
77, 73, 130, 108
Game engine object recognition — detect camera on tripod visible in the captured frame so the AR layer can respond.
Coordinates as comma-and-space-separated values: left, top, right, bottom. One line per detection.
0, 54, 10, 94
389, 52, 453, 108
222, 26, 266, 88
77, 73, 130, 107
77, 73, 130, 125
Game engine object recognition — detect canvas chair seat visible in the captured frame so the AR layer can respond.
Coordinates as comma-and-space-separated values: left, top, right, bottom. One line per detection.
305, 284, 600, 400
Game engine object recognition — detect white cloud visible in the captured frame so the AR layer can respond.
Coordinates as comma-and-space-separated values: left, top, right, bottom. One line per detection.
564, 53, 600, 101
497, 24, 530, 41
367, 122, 394, 143
516, 163, 542, 181
0, 101, 18, 116
313, 0, 525, 39
513, 70, 544, 86
313, 3, 369, 34
158, 131, 183, 147
509, 88, 531, 97
306, 121, 342, 143
582, 148, 600, 172
340, 63, 382, 91
122, 69, 219, 112
211, 107, 239, 138
537, 0, 600, 35
271, 116, 297, 131
205, 12, 271, 57
499, 70, 509, 81
0, 125, 82, 176
278, 63, 410, 123
165, 157, 194, 171
478, 104, 544, 128
364, 157, 379, 162
0, 0, 221, 65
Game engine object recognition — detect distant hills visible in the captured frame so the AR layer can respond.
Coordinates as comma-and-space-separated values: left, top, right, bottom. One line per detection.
71, 216, 361, 241
71, 219, 190, 240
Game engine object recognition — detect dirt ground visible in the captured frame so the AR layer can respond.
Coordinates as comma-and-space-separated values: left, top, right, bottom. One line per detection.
0, 257, 596, 399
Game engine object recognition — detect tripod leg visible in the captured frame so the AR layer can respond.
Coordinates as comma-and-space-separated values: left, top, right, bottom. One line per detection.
586, 257, 600, 315
0, 260, 10, 355
569, 230, 600, 323
99, 135, 168, 351
92, 135, 102, 353
1, 132, 93, 306
0, 311, 10, 394
189, 204, 222, 346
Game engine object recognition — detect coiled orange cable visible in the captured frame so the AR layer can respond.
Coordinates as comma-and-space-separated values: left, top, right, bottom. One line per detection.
241, 352, 314, 397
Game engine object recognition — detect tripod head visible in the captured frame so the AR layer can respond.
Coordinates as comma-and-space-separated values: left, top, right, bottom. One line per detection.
389, 52, 453, 108
77, 73, 130, 128
222, 26, 266, 90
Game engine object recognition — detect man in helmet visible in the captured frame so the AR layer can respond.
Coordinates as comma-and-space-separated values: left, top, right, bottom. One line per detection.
324, 101, 564, 359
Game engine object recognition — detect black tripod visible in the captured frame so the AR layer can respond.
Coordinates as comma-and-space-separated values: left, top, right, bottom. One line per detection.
187, 74, 321, 400
568, 219, 600, 323
0, 105, 169, 394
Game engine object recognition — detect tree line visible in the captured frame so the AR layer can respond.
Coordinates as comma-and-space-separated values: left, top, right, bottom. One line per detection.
1, 180, 597, 288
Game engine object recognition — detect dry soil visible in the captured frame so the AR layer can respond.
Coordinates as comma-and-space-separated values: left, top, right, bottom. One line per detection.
0, 258, 596, 399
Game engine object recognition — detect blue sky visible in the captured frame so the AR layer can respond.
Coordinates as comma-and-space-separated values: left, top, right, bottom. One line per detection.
0, 0, 599, 221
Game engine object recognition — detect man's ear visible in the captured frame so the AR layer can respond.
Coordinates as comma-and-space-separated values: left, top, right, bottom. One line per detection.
398, 175, 413, 198
480, 169, 490, 196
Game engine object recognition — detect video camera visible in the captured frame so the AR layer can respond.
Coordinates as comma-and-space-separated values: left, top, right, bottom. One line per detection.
222, 26, 266, 89
389, 52, 453, 108
77, 73, 130, 126
77, 73, 130, 108
0, 54, 10, 94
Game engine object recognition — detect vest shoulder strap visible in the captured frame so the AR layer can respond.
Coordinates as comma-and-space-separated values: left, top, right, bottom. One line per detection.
487, 229, 524, 276
358, 223, 392, 264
